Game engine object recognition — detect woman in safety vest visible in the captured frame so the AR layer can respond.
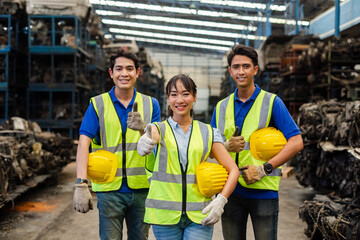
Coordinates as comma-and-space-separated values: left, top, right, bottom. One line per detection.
137, 74, 239, 239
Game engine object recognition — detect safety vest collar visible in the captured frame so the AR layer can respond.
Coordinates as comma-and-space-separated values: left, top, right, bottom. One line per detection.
216, 90, 275, 145
150, 120, 211, 181
92, 92, 152, 149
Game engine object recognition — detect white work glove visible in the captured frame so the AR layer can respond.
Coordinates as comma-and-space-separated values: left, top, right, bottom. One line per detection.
239, 165, 266, 185
224, 127, 245, 153
73, 183, 93, 213
201, 193, 228, 226
137, 124, 157, 156
127, 102, 146, 132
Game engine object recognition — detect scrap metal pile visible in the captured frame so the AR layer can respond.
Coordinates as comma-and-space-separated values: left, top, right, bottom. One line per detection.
297, 37, 360, 101
0, 117, 75, 206
296, 99, 360, 239
299, 194, 360, 240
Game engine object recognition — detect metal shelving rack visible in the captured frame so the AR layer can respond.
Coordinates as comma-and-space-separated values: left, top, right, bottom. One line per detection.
0, 14, 27, 123
87, 40, 107, 95
26, 15, 91, 138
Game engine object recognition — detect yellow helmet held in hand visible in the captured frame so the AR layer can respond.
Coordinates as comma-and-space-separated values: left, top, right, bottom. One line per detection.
196, 161, 229, 198
250, 127, 287, 161
87, 150, 117, 183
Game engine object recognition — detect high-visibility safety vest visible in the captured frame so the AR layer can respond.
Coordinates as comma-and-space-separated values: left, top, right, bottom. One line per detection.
144, 120, 213, 225
215, 89, 282, 191
90, 92, 153, 192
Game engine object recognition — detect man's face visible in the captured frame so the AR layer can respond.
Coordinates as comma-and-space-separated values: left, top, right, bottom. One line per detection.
228, 55, 258, 89
109, 57, 139, 91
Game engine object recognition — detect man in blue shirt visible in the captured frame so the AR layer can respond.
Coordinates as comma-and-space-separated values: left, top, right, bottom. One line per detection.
210, 44, 303, 240
73, 48, 161, 240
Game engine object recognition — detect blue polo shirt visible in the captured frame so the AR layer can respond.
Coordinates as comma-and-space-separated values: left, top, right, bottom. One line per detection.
79, 86, 161, 192
210, 84, 300, 199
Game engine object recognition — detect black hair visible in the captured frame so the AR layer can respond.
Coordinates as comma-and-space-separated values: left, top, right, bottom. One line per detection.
227, 44, 258, 67
109, 48, 139, 70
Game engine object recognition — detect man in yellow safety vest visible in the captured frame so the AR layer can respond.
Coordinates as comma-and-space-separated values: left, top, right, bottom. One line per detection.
210, 44, 303, 240
72, 48, 161, 240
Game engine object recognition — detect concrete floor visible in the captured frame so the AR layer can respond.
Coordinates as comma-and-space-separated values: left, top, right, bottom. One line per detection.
0, 162, 315, 240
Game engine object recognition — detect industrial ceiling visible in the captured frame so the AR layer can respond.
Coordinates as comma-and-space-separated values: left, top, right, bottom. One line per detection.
90, 0, 337, 55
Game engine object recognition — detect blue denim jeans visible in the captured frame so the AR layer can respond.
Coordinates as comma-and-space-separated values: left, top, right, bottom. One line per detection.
97, 191, 150, 240
152, 214, 213, 240
221, 194, 279, 240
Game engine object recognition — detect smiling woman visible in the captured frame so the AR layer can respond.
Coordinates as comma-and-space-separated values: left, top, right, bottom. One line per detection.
135, 73, 240, 240
166, 74, 197, 125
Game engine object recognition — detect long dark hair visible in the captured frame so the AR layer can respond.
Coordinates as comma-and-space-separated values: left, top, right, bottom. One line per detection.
166, 74, 197, 117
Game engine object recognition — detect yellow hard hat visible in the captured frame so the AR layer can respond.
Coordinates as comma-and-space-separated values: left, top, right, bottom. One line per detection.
87, 150, 118, 183
196, 161, 229, 198
250, 127, 287, 161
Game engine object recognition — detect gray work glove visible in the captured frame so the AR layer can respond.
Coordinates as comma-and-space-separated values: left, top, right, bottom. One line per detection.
137, 124, 157, 156
73, 183, 93, 213
201, 193, 228, 226
127, 102, 146, 132
239, 165, 266, 185
224, 127, 245, 153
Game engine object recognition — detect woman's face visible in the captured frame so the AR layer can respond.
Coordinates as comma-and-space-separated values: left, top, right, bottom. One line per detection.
167, 80, 196, 118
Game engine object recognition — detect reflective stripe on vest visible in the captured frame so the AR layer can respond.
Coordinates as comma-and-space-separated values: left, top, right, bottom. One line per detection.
90, 92, 153, 192
144, 120, 213, 225
216, 90, 281, 191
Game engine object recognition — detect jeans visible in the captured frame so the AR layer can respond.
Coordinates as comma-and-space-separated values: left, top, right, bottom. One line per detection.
97, 191, 150, 240
221, 194, 279, 240
152, 214, 213, 240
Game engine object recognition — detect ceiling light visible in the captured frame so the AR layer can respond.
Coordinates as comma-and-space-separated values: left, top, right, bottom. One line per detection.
109, 28, 234, 46
95, 10, 257, 31
113, 35, 230, 52
90, 0, 308, 26
102, 19, 266, 40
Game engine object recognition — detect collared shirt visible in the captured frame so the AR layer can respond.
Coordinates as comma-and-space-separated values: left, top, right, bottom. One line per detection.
79, 86, 161, 192
155, 117, 223, 171
210, 84, 301, 199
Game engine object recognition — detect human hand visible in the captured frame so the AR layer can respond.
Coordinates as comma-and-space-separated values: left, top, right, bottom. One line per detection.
201, 193, 228, 225
239, 165, 266, 185
137, 124, 157, 156
224, 127, 245, 153
127, 102, 146, 132
73, 183, 93, 213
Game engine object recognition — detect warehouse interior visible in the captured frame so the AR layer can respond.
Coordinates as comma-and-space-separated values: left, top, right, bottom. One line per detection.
0, 0, 359, 239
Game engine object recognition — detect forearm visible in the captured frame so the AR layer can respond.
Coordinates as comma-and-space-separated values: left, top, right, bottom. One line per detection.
220, 168, 239, 198
76, 135, 92, 179
268, 134, 303, 169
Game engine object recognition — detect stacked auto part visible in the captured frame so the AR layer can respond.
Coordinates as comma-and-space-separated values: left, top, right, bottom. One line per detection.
0, 117, 75, 206
296, 99, 360, 239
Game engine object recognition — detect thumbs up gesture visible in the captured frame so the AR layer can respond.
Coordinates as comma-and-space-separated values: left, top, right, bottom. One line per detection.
127, 102, 146, 133
137, 124, 157, 156
224, 126, 245, 153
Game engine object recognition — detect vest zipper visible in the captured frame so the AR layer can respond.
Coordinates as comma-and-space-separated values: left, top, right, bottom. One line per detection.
182, 122, 193, 215
122, 131, 126, 180
181, 169, 186, 215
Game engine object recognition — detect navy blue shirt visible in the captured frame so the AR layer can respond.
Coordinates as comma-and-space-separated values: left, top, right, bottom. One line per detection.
210, 84, 300, 199
79, 86, 161, 192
